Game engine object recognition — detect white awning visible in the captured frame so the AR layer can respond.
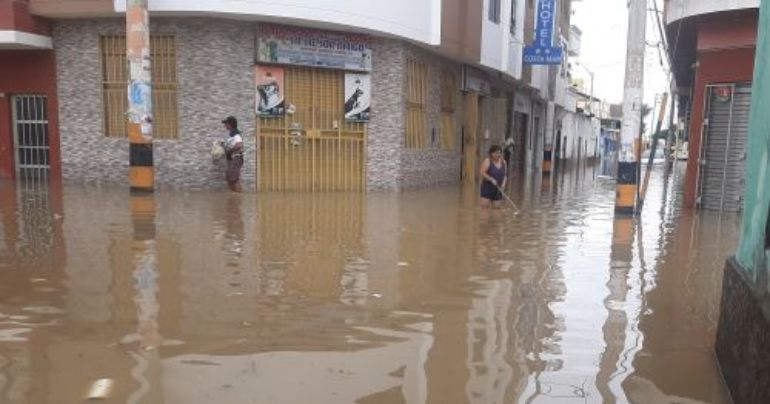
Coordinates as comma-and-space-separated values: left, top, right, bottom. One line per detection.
0, 30, 53, 50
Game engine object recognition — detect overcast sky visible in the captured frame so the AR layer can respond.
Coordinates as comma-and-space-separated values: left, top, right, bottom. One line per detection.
571, 0, 670, 131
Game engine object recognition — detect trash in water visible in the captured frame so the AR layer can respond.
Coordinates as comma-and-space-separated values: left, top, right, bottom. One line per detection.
371, 293, 382, 298
397, 262, 409, 267
85, 378, 114, 400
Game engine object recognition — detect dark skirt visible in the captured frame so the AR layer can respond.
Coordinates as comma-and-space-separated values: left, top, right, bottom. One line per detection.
480, 181, 502, 201
226, 155, 243, 183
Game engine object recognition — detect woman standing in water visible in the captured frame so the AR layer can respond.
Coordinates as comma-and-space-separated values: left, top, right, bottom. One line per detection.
479, 145, 507, 209
221, 116, 243, 193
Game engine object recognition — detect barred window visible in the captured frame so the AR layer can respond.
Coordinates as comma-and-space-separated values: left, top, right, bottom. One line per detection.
440, 70, 458, 150
100, 35, 179, 139
489, 0, 501, 24
406, 59, 428, 149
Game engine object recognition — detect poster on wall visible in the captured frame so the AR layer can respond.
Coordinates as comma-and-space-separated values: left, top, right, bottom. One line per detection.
257, 24, 372, 72
344, 74, 371, 122
255, 65, 285, 118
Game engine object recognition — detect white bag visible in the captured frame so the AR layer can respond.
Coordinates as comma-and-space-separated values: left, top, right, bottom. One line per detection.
211, 140, 225, 160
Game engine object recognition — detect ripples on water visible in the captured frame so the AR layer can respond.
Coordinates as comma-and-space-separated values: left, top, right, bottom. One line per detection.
0, 163, 738, 403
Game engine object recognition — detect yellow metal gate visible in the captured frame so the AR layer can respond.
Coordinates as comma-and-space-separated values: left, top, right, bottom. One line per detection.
258, 67, 367, 192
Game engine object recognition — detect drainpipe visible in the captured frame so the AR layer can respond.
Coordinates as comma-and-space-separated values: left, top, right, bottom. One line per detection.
126, 0, 154, 192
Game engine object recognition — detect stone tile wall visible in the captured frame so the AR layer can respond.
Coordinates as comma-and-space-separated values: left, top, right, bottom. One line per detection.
54, 18, 256, 191
367, 39, 405, 191
398, 44, 463, 190
54, 18, 525, 192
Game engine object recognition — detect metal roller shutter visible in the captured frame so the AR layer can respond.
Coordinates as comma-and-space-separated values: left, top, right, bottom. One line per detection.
698, 83, 751, 213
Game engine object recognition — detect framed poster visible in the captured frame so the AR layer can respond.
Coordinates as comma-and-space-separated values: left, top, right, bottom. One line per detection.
344, 74, 371, 122
255, 65, 285, 117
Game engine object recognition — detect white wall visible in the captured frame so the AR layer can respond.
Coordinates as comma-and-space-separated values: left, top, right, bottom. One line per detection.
113, 0, 442, 45
559, 111, 599, 161
665, 0, 758, 23
482, 0, 525, 78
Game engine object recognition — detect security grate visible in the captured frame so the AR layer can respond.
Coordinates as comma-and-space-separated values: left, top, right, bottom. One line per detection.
100, 35, 179, 139
12, 95, 50, 185
258, 67, 367, 192
406, 59, 428, 149
441, 70, 458, 150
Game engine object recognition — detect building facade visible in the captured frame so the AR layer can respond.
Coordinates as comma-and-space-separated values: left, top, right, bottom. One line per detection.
714, 2, 770, 403
665, 0, 760, 211
1, 0, 575, 192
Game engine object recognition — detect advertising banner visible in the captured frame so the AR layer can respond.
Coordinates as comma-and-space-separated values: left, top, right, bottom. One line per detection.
255, 65, 285, 118
257, 24, 372, 72
344, 73, 371, 122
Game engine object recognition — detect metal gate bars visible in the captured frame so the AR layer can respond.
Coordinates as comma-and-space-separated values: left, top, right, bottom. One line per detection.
12, 95, 50, 185
257, 67, 367, 192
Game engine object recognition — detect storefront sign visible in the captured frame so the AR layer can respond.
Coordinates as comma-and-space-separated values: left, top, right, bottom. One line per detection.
523, 0, 563, 65
344, 73, 371, 122
257, 25, 372, 72
714, 86, 733, 103
255, 66, 285, 118
462, 66, 491, 95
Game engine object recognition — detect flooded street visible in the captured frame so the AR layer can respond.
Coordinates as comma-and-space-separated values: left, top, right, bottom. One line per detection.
0, 164, 739, 404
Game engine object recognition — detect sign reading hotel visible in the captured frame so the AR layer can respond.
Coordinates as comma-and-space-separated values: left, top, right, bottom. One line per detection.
523, 0, 564, 65
257, 25, 372, 72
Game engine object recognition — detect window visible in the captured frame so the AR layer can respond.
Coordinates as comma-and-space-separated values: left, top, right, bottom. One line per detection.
510, 0, 517, 34
100, 35, 179, 139
489, 0, 501, 24
440, 70, 458, 150
406, 59, 428, 149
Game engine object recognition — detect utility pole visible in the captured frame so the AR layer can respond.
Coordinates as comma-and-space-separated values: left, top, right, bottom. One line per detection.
126, 0, 154, 192
615, 0, 647, 214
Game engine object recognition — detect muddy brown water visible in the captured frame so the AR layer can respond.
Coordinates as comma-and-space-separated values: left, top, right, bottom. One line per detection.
0, 164, 738, 403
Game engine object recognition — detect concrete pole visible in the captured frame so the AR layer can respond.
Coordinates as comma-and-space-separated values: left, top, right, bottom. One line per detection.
126, 0, 153, 192
615, 0, 647, 214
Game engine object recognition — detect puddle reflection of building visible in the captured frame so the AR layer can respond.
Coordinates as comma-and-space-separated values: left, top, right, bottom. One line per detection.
0, 181, 67, 403
258, 193, 367, 300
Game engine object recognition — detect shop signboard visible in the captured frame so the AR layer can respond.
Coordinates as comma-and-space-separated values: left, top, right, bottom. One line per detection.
462, 66, 491, 95
344, 73, 371, 122
255, 65, 285, 118
257, 24, 372, 72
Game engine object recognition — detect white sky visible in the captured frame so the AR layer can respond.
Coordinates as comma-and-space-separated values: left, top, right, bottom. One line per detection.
571, 0, 671, 133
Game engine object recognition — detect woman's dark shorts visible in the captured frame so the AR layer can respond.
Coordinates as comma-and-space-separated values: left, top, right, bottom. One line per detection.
480, 181, 502, 201
226, 155, 243, 183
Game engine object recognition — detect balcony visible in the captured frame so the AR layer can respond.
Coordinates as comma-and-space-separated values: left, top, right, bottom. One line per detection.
665, 0, 759, 24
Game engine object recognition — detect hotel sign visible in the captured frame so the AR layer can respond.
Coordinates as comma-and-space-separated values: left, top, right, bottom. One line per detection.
523, 0, 564, 65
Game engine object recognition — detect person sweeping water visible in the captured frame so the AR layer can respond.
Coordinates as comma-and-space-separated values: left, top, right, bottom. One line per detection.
479, 145, 507, 209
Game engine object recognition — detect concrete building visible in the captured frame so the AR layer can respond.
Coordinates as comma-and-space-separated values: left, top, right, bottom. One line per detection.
1, 0, 576, 192
665, 0, 760, 212
714, 2, 769, 403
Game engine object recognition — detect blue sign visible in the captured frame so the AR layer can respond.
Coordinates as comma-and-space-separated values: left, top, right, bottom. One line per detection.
523, 0, 563, 65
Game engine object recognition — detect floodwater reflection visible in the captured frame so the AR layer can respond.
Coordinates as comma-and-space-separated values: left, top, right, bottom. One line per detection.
0, 163, 736, 403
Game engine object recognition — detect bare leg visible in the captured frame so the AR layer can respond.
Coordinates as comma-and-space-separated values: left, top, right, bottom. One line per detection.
480, 197, 492, 209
